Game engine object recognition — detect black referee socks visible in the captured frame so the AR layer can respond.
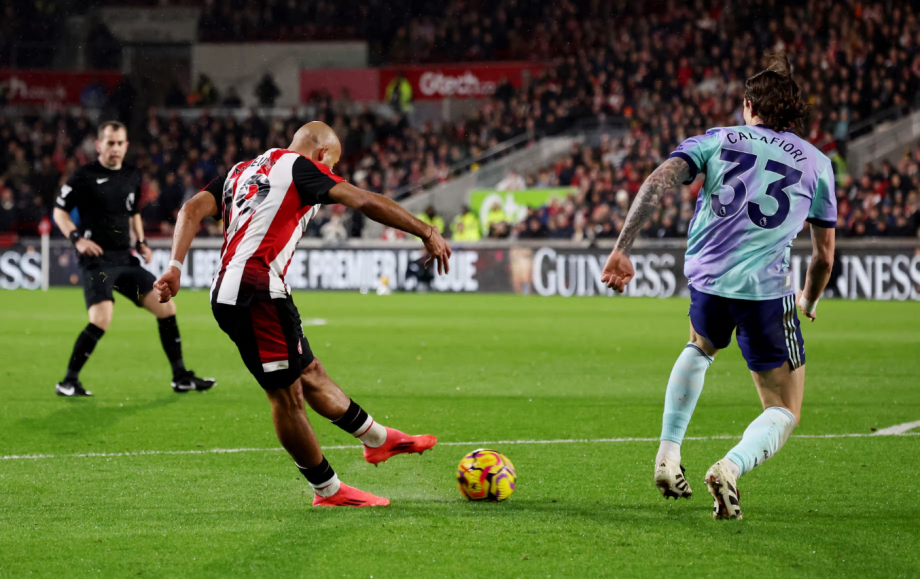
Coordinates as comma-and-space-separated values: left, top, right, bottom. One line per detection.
64, 323, 106, 381
157, 316, 187, 378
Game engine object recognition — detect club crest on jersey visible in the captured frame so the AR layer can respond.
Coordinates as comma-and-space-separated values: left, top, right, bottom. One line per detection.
297, 340, 303, 354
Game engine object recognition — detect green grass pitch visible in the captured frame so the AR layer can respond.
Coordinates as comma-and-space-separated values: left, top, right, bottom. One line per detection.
1, 288, 919, 578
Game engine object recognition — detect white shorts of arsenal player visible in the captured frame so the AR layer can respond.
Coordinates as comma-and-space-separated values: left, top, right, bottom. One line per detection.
202, 148, 344, 306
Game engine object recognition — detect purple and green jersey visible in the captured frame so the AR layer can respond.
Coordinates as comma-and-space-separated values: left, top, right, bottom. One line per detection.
670, 125, 836, 300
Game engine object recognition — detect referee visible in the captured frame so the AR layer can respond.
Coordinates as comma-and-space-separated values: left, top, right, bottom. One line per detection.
52, 121, 216, 397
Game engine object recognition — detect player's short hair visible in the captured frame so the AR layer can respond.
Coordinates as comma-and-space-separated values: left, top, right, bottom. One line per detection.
744, 51, 809, 134
97, 120, 127, 139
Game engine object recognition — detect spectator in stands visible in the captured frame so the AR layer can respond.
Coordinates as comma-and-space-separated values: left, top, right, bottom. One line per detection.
140, 179, 169, 226
0, 185, 17, 232
160, 172, 184, 214
255, 74, 281, 107
450, 206, 481, 242
497, 170, 526, 191
484, 201, 509, 237
4, 146, 30, 189
415, 205, 445, 238
320, 212, 349, 243
17, 183, 44, 229
4, 0, 920, 247
30, 155, 59, 208
489, 221, 512, 239
385, 72, 413, 113
517, 215, 546, 239
190, 74, 219, 107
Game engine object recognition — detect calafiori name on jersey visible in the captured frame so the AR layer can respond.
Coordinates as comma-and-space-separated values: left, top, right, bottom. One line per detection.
724, 131, 808, 163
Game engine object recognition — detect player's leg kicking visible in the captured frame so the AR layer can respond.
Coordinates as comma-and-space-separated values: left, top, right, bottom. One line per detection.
299, 358, 437, 467
265, 373, 389, 507
292, 358, 437, 507
213, 297, 435, 507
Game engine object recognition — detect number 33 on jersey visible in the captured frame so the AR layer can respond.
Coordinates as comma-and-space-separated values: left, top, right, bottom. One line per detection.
669, 125, 837, 300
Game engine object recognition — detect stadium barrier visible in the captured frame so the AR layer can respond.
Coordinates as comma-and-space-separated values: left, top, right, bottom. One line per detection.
2, 239, 919, 301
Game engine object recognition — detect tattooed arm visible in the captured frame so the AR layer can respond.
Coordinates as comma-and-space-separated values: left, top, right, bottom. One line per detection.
615, 157, 691, 253
601, 157, 691, 292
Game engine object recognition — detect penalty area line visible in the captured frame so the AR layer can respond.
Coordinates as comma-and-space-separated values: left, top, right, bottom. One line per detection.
1, 428, 918, 462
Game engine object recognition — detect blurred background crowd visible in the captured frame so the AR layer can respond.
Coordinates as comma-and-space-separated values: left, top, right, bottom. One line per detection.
2, 0, 919, 242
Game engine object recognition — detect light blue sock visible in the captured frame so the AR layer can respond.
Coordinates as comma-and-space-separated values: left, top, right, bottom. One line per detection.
660, 344, 714, 447
726, 407, 796, 477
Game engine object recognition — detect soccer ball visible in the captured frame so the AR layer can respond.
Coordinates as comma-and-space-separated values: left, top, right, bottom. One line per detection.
456, 449, 517, 501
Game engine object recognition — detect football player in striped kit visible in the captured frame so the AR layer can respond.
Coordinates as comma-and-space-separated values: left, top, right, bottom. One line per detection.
155, 122, 451, 507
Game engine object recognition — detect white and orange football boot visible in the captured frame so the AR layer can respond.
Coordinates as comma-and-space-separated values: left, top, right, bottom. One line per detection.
363, 427, 437, 466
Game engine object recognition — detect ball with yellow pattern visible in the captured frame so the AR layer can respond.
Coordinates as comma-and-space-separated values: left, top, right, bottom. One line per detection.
456, 449, 517, 501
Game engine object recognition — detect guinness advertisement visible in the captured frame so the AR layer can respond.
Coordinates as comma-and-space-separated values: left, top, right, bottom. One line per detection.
3, 240, 920, 301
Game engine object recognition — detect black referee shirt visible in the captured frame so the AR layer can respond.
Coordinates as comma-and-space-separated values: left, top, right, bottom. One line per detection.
56, 161, 142, 255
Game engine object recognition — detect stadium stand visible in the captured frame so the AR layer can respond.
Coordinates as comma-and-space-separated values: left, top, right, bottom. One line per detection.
1, 0, 919, 241
487, 140, 920, 241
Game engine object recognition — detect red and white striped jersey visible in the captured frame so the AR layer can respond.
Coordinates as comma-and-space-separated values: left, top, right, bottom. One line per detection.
202, 148, 344, 305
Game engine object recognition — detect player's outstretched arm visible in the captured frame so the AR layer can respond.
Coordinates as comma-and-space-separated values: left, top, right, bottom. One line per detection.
154, 191, 218, 302
327, 182, 452, 274
602, 157, 690, 292
796, 224, 835, 322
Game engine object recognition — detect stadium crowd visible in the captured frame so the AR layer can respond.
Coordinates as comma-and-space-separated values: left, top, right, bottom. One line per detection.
474, 140, 920, 242
2, 0, 919, 241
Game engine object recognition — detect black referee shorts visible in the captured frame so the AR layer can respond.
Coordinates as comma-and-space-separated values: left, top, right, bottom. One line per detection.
81, 254, 156, 309
212, 296, 316, 390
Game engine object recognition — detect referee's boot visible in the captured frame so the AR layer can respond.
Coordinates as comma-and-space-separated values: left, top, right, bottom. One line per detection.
171, 371, 217, 393
55, 379, 93, 397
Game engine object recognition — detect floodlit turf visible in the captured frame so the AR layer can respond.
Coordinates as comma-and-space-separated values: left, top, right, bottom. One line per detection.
1, 288, 919, 578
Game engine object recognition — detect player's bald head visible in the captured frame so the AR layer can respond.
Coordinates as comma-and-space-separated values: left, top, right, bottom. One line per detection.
290, 121, 342, 169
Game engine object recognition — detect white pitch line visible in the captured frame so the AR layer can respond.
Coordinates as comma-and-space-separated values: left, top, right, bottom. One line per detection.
1, 430, 917, 462
871, 419, 920, 436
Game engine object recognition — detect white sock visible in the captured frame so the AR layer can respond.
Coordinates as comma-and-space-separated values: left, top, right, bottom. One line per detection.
658, 344, 713, 464
725, 406, 796, 477
657, 440, 681, 463
725, 459, 742, 479
353, 415, 387, 448
306, 471, 341, 497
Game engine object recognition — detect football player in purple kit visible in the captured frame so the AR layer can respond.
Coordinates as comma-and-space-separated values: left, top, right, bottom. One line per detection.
601, 52, 836, 519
